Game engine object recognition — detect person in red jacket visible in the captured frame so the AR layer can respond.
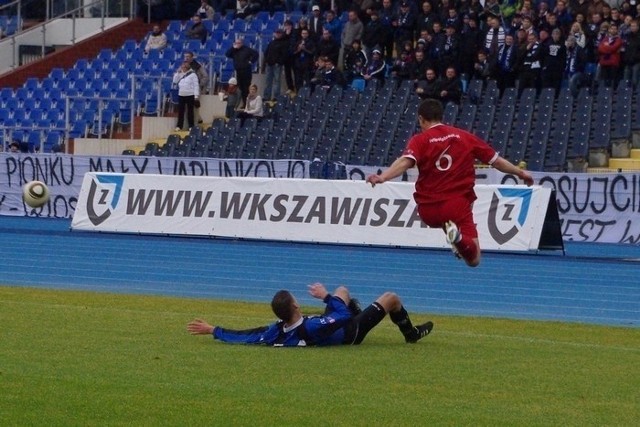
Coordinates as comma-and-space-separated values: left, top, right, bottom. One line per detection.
598, 22, 624, 87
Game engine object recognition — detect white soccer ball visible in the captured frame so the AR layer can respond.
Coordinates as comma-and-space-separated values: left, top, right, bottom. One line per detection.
23, 180, 50, 208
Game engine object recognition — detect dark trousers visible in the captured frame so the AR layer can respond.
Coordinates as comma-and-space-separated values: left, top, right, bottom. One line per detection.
236, 67, 252, 105
284, 58, 296, 91
177, 95, 195, 129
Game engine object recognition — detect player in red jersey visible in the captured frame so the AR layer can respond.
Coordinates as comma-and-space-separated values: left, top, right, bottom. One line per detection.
367, 98, 534, 267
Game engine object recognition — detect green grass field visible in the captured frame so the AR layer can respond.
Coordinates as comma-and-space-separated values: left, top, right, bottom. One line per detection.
1, 286, 638, 426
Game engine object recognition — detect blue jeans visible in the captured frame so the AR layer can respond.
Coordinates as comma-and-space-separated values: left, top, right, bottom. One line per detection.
263, 63, 283, 100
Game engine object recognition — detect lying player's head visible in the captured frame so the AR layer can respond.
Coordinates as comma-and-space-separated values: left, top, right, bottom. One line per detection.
271, 290, 296, 322
418, 98, 444, 124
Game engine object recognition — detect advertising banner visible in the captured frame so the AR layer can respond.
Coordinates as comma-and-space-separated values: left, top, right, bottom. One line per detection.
72, 173, 553, 251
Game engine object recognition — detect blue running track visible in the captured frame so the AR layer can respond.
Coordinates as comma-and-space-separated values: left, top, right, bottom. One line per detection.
0, 216, 638, 327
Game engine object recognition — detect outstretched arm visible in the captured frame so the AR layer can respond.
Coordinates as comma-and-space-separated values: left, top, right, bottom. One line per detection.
492, 157, 534, 186
366, 156, 415, 187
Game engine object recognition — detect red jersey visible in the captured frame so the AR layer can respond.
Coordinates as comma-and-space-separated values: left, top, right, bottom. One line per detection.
402, 123, 498, 204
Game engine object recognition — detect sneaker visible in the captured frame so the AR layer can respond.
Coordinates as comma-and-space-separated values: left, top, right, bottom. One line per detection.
405, 321, 434, 343
444, 220, 461, 245
348, 298, 362, 316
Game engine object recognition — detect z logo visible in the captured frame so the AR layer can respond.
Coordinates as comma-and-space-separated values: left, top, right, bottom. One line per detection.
87, 175, 124, 226
487, 188, 532, 245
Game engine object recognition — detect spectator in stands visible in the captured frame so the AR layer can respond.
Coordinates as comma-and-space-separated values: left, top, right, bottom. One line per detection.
362, 9, 385, 58
184, 51, 209, 122
436, 66, 463, 104
323, 9, 342, 45
344, 39, 368, 84
310, 55, 328, 89
429, 21, 446, 75
226, 37, 259, 106
144, 25, 167, 54
394, 2, 417, 54
263, 28, 289, 102
236, 84, 264, 126
570, 0, 590, 22
415, 67, 440, 99
318, 56, 346, 90
367, 98, 533, 268
542, 28, 567, 95
378, 0, 397, 61
235, 0, 258, 19
316, 28, 340, 65
553, 0, 572, 33
293, 28, 317, 89
185, 14, 207, 43
9, 140, 20, 153
309, 5, 325, 41
340, 10, 364, 70
623, 20, 640, 87
221, 77, 241, 119
391, 50, 414, 86
415, 1, 437, 37
410, 48, 430, 82
438, 23, 460, 74
569, 22, 587, 49
484, 13, 505, 62
564, 35, 587, 96
184, 51, 209, 94
496, 33, 519, 93
518, 31, 543, 93
472, 49, 492, 80
459, 13, 482, 80
598, 22, 624, 87
173, 61, 200, 131
187, 282, 433, 346
281, 20, 298, 95
362, 48, 386, 85
197, 0, 214, 19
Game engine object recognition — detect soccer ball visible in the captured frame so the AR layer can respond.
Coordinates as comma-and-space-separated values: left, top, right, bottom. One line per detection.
22, 180, 50, 208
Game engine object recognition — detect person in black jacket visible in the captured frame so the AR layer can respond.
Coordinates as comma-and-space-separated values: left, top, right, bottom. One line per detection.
293, 28, 317, 90
623, 20, 640, 88
263, 28, 290, 102
226, 38, 259, 105
542, 28, 567, 95
518, 31, 543, 94
436, 66, 463, 104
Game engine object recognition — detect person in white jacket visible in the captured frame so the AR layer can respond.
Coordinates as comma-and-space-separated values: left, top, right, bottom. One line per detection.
173, 61, 200, 131
236, 84, 263, 126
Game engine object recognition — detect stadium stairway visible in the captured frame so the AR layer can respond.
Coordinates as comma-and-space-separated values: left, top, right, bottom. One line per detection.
608, 149, 640, 171
0, 18, 154, 89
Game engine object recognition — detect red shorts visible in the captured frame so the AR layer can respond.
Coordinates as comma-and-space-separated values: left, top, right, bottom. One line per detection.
417, 196, 478, 240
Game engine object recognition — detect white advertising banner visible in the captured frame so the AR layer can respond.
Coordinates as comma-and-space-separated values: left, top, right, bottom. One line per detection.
72, 173, 552, 251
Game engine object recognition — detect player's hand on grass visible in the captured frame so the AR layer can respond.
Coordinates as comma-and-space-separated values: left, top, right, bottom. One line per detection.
308, 283, 329, 300
366, 174, 384, 187
187, 319, 215, 335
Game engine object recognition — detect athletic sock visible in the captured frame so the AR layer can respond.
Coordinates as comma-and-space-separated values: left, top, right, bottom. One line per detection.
455, 235, 479, 264
389, 306, 415, 338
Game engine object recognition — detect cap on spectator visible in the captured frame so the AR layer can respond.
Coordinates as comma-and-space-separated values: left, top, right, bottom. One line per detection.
370, 9, 379, 16
312, 5, 320, 11
284, 19, 293, 26
228, 77, 238, 85
400, 1, 409, 6
275, 28, 284, 34
372, 48, 381, 54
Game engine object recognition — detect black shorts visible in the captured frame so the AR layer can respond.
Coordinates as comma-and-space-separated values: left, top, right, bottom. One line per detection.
342, 302, 386, 345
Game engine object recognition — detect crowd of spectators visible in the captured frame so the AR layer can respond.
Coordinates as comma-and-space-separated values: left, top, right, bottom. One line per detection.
144, 0, 640, 107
